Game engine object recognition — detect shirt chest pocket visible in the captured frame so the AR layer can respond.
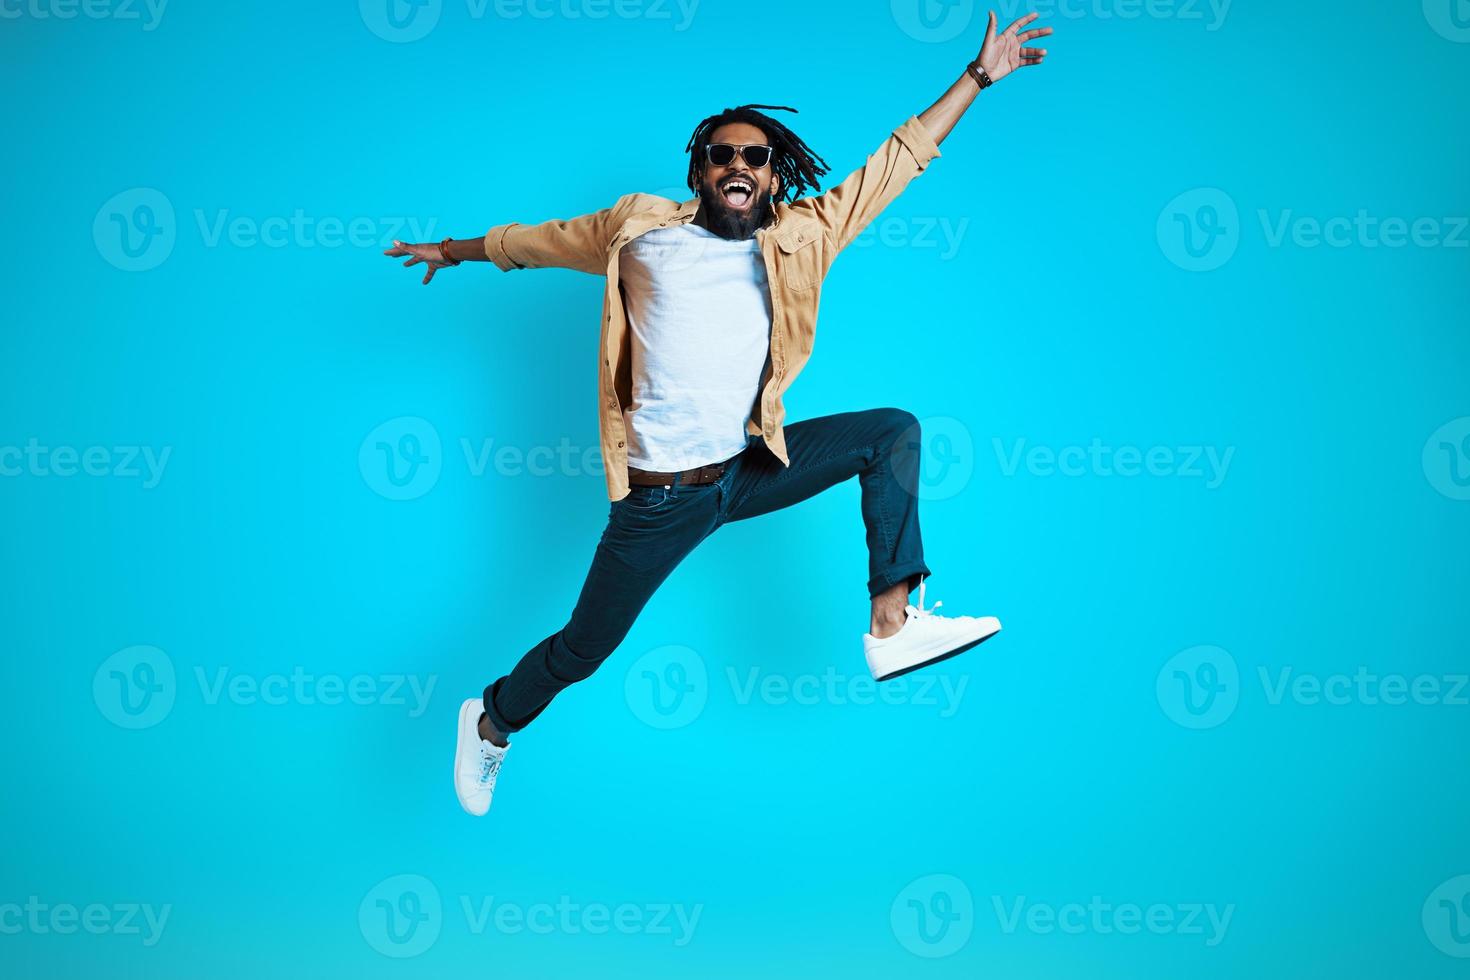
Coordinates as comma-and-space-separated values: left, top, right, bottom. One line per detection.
777, 231, 822, 291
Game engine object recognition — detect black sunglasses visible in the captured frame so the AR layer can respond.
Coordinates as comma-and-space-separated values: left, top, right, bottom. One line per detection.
704, 143, 774, 169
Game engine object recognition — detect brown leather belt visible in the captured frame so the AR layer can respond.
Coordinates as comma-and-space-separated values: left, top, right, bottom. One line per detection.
628, 458, 731, 487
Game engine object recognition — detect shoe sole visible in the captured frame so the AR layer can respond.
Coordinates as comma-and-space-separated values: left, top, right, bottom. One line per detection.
453, 698, 489, 817
869, 619, 1002, 682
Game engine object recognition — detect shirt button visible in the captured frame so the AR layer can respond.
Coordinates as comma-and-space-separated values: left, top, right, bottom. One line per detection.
617, 440, 625, 448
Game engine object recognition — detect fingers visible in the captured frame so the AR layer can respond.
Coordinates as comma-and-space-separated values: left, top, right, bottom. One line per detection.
1021, 57, 1046, 67
403, 256, 422, 268
984, 9, 997, 45
1005, 11, 1039, 34
1018, 25, 1053, 41
422, 265, 437, 286
1020, 47, 1048, 58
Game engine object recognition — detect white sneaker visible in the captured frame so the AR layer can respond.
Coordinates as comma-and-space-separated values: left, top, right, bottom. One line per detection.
863, 577, 1001, 681
454, 697, 510, 817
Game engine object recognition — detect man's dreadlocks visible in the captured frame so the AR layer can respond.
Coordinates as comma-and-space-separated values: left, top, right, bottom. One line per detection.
684, 104, 831, 204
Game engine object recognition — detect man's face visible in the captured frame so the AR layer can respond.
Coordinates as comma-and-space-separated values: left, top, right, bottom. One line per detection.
695, 121, 779, 240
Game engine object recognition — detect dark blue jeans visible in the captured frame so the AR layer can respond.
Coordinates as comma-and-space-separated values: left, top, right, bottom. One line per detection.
482, 407, 932, 735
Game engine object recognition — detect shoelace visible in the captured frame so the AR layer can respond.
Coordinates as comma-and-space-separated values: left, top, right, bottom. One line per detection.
909, 578, 976, 623
478, 745, 502, 786
912, 577, 943, 618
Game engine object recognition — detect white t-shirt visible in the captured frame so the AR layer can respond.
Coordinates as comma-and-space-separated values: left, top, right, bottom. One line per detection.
617, 222, 772, 472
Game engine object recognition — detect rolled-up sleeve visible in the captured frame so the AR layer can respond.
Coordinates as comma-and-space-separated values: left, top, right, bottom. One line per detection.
484, 222, 523, 271
797, 115, 943, 253
892, 115, 942, 173
482, 201, 623, 276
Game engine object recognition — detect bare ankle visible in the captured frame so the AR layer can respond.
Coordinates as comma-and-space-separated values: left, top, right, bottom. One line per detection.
869, 611, 908, 640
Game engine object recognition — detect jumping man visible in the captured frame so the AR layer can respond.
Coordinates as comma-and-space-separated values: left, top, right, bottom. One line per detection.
384, 10, 1054, 816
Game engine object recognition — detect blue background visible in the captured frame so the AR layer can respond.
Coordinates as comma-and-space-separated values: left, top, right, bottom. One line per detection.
3, 0, 1469, 976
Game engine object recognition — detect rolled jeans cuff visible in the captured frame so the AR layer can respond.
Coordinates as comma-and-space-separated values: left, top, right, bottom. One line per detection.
868, 560, 932, 601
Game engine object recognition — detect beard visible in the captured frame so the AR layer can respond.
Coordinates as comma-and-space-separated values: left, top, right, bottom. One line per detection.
696, 181, 775, 241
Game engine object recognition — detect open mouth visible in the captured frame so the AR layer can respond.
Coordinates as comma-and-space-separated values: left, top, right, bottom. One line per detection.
720, 176, 755, 210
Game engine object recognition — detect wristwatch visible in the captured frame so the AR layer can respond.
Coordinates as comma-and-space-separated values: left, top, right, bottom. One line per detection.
966, 61, 993, 90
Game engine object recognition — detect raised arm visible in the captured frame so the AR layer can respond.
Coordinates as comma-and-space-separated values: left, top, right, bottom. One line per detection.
919, 11, 1052, 146
794, 10, 1051, 253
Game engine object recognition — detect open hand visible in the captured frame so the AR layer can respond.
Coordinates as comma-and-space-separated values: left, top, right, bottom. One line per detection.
383, 240, 453, 286
977, 10, 1052, 83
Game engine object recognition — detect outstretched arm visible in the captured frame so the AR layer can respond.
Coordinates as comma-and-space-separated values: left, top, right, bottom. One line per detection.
383, 237, 487, 286
383, 200, 629, 286
919, 10, 1052, 146
796, 10, 1053, 253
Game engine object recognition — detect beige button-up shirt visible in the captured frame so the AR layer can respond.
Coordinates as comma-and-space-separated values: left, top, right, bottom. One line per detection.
483, 115, 942, 501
